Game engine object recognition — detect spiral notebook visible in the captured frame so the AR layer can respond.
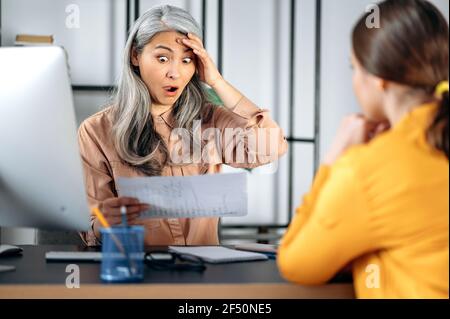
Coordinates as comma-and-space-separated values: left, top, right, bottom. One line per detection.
168, 246, 269, 264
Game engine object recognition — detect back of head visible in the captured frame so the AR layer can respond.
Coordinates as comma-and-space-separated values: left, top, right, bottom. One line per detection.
352, 0, 449, 158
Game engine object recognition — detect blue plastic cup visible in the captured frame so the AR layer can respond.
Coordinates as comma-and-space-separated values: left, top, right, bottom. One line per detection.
100, 226, 145, 283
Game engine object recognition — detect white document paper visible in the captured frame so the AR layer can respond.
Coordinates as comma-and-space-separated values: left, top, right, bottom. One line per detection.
168, 246, 268, 264
116, 173, 247, 219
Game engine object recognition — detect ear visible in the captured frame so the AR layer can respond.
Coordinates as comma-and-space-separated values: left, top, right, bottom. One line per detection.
131, 47, 140, 67
375, 77, 388, 92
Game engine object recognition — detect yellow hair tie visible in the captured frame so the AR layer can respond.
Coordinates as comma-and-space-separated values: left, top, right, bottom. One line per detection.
435, 81, 449, 98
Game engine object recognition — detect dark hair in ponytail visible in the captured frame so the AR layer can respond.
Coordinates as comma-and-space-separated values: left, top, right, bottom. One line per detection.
352, 0, 449, 158
428, 91, 449, 158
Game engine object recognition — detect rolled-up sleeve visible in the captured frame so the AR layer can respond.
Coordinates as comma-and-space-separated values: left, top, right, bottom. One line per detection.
212, 97, 288, 168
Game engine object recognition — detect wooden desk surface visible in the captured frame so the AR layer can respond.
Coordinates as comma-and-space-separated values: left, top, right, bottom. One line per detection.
0, 245, 355, 299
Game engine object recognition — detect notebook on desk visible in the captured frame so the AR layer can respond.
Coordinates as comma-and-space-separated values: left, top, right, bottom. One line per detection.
233, 243, 278, 254
233, 243, 278, 259
168, 246, 269, 264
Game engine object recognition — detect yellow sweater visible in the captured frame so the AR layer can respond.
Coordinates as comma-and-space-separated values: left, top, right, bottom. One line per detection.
278, 103, 449, 299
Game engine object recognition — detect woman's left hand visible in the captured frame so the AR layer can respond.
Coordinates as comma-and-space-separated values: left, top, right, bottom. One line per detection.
180, 33, 223, 87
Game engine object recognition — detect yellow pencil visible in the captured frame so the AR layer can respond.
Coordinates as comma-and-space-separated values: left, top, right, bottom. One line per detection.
91, 206, 124, 251
92, 207, 111, 228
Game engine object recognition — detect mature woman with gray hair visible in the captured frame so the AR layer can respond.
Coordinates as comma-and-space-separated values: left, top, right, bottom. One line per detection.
78, 5, 288, 246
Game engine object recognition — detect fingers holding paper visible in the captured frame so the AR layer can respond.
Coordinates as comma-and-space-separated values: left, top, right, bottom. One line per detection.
99, 196, 150, 226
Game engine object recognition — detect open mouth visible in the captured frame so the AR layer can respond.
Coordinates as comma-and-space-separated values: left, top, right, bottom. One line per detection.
163, 86, 179, 94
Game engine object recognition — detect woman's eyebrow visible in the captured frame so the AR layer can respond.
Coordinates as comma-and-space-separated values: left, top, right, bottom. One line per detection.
154, 45, 173, 52
154, 45, 193, 53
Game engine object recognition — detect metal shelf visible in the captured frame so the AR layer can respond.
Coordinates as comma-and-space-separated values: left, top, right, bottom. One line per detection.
72, 85, 115, 92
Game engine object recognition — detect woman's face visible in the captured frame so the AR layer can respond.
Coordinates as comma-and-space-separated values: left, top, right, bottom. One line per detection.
131, 31, 197, 108
351, 51, 386, 122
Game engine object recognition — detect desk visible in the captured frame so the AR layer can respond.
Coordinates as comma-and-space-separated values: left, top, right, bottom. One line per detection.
0, 245, 355, 299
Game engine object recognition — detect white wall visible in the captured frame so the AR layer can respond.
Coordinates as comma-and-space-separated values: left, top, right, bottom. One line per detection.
221, 0, 291, 225
200, 0, 318, 226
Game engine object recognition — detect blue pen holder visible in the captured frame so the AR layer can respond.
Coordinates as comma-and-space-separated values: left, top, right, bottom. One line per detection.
100, 226, 145, 283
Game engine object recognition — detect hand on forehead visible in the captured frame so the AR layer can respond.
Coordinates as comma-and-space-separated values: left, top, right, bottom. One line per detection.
147, 31, 194, 53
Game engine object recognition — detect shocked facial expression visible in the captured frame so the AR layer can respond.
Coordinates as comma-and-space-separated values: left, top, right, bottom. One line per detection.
131, 31, 197, 108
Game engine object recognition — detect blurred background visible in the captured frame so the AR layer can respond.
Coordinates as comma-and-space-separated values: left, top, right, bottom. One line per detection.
0, 0, 448, 245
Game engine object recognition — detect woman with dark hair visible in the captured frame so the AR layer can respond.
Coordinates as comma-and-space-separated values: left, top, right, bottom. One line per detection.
278, 0, 448, 298
78, 5, 288, 247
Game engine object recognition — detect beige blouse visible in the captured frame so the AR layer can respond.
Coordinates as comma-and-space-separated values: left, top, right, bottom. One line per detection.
78, 97, 288, 246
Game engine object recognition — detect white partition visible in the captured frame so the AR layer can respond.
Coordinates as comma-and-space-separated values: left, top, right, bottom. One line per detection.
220, 0, 294, 225
73, 91, 111, 125
293, 0, 316, 139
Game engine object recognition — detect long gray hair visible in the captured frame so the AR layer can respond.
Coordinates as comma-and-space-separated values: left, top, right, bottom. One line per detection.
111, 5, 210, 176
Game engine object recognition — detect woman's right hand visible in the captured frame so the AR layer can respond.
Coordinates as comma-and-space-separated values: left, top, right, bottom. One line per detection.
93, 197, 150, 237
323, 114, 390, 166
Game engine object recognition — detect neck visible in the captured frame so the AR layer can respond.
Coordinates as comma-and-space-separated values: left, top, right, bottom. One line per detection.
383, 89, 432, 126
151, 103, 173, 116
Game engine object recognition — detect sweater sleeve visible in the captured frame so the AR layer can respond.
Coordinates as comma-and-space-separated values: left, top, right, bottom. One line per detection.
277, 158, 380, 285
211, 97, 288, 168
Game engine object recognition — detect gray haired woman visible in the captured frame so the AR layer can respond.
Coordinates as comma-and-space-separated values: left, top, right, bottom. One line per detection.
78, 5, 288, 246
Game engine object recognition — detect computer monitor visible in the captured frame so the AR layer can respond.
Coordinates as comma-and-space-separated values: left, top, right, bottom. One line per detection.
0, 46, 90, 231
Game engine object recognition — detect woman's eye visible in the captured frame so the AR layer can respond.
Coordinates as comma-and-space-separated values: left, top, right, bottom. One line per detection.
183, 57, 193, 64
158, 56, 169, 63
